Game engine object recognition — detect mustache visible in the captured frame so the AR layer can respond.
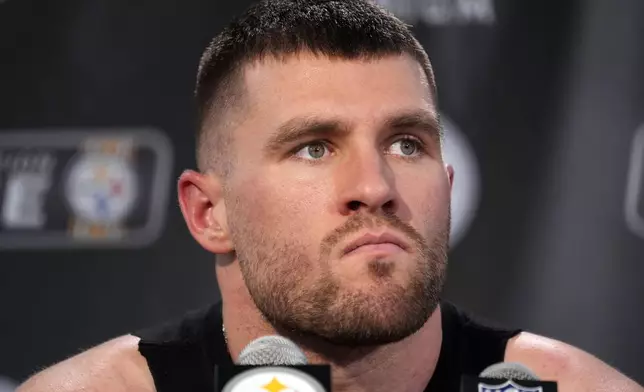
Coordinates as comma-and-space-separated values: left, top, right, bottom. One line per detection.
320, 211, 426, 256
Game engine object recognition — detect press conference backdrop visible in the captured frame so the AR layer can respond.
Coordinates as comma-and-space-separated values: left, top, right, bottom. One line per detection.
1, 0, 643, 387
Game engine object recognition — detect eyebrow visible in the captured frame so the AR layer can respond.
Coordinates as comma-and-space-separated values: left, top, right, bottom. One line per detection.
264, 116, 351, 154
263, 109, 441, 154
383, 110, 442, 143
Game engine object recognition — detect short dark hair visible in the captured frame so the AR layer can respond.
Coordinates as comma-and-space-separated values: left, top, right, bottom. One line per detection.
195, 0, 436, 174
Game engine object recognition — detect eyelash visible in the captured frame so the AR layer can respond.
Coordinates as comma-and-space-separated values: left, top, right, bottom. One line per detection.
290, 135, 428, 162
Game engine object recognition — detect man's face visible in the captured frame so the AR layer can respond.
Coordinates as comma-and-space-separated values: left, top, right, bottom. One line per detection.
223, 52, 452, 346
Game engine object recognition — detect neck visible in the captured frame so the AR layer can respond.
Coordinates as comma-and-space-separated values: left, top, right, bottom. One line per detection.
218, 262, 443, 392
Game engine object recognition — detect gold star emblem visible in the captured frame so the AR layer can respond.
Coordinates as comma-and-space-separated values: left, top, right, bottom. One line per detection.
262, 376, 289, 392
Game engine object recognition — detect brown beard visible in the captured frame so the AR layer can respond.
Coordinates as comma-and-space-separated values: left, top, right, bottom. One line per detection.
231, 208, 450, 347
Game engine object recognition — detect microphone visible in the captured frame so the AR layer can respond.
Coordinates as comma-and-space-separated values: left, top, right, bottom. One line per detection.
238, 335, 309, 365
480, 362, 539, 381
461, 362, 558, 391
215, 335, 331, 391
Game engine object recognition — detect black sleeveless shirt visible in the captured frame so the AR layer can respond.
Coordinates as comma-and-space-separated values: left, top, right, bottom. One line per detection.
135, 301, 521, 392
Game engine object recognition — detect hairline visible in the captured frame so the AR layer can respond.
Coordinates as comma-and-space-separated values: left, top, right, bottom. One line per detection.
197, 50, 439, 175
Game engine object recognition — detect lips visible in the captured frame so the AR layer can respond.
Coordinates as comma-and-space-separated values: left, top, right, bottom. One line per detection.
342, 232, 409, 256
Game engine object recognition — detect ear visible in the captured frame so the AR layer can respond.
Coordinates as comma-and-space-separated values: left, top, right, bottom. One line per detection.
445, 163, 454, 191
177, 170, 233, 254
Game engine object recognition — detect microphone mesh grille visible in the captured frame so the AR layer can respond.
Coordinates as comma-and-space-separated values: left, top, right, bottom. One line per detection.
479, 362, 539, 381
237, 335, 308, 365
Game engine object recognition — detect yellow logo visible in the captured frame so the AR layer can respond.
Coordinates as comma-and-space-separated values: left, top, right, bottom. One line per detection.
222, 367, 326, 392
262, 376, 289, 392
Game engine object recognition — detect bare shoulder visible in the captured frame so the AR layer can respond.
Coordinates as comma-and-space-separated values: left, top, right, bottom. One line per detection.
17, 334, 155, 392
505, 331, 643, 392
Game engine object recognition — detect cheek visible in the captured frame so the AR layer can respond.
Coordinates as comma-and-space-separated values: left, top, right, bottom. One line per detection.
231, 173, 330, 238
401, 175, 451, 230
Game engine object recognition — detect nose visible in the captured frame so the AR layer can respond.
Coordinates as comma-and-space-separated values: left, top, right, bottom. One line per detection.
336, 149, 398, 216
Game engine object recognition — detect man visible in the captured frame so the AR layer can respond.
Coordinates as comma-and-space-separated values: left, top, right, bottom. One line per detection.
17, 0, 644, 391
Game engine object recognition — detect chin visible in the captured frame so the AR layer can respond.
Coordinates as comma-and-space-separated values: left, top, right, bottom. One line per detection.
335, 260, 414, 287
317, 311, 430, 347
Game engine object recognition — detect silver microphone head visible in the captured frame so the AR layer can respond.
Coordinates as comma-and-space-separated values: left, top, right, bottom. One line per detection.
237, 335, 308, 365
480, 362, 540, 381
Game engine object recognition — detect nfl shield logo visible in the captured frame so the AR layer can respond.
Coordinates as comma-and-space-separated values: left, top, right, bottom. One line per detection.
478, 379, 544, 392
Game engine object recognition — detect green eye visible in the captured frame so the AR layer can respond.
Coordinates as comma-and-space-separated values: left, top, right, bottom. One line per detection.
390, 137, 423, 157
307, 143, 326, 159
295, 142, 329, 160
399, 139, 417, 155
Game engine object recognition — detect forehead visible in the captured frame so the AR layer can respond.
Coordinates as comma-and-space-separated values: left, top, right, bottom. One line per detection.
238, 53, 436, 129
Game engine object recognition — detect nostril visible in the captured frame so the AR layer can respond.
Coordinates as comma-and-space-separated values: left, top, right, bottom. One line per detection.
348, 200, 361, 211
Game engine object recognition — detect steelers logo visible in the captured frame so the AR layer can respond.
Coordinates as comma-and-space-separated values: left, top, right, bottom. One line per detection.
64, 154, 138, 224
222, 367, 326, 392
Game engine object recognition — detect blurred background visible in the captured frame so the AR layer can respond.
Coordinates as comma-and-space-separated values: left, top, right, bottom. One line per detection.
1, 0, 643, 389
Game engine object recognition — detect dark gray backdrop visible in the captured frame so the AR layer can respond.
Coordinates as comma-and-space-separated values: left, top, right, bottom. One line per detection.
1, 0, 642, 387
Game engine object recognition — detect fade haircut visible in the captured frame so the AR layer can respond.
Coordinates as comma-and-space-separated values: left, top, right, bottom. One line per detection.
194, 0, 437, 176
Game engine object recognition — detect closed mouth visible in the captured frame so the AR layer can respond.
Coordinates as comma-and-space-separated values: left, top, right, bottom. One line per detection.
342, 231, 409, 256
